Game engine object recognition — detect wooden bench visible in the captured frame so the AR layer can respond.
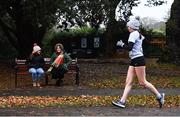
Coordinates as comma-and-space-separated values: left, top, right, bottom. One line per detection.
14, 58, 80, 88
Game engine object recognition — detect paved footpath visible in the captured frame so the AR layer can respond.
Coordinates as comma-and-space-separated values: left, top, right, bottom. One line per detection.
0, 86, 179, 116
0, 86, 179, 96
0, 106, 179, 116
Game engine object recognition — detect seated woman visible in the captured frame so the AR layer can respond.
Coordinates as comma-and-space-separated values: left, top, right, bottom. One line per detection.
27, 44, 45, 87
48, 43, 72, 86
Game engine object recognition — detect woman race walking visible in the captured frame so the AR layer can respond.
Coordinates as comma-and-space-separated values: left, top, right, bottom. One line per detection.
112, 16, 165, 108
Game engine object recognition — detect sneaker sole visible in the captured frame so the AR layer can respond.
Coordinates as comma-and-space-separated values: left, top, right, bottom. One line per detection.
161, 93, 165, 104
112, 101, 125, 108
159, 93, 165, 108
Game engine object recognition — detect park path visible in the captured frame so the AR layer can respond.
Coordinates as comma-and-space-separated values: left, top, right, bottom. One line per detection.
0, 86, 179, 116
0, 106, 179, 116
0, 86, 179, 96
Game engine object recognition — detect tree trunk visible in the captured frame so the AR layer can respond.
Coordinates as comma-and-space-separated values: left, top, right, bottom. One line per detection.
104, 19, 117, 58
165, 0, 180, 64
16, 21, 46, 59
3, 0, 47, 59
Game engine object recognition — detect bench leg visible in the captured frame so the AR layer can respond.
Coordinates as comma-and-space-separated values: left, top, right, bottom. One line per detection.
75, 72, 79, 86
45, 74, 49, 85
75, 65, 80, 86
15, 70, 17, 88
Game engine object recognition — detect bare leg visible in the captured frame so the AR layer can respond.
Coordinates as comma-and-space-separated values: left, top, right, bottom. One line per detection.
120, 66, 136, 103
135, 66, 161, 96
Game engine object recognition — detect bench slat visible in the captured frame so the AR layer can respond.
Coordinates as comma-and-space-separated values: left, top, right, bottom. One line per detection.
17, 72, 29, 75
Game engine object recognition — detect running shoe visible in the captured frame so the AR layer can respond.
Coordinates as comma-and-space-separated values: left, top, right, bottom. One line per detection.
157, 93, 165, 108
112, 100, 125, 108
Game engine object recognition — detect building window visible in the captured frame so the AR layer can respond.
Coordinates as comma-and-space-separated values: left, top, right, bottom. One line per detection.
94, 37, 100, 48
81, 38, 87, 48
72, 49, 77, 54
87, 49, 92, 54
71, 42, 76, 47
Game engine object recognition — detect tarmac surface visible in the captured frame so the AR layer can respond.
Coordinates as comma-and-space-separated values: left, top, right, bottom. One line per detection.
0, 86, 179, 116
0, 86, 180, 96
0, 106, 179, 116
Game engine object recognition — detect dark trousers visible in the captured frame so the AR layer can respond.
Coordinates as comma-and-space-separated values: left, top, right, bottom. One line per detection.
51, 67, 67, 86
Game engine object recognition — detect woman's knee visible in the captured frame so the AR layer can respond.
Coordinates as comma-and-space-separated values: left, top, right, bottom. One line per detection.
37, 68, 44, 74
39, 70, 44, 75
29, 68, 37, 74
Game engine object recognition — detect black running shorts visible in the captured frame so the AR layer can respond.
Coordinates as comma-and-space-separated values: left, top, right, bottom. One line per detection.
130, 56, 145, 67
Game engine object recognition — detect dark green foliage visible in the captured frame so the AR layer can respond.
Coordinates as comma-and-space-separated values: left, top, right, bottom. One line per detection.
140, 28, 165, 57
0, 0, 62, 58
0, 30, 17, 59
162, 0, 180, 64
42, 27, 105, 57
146, 0, 167, 6
0, 0, 168, 58
158, 46, 172, 63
